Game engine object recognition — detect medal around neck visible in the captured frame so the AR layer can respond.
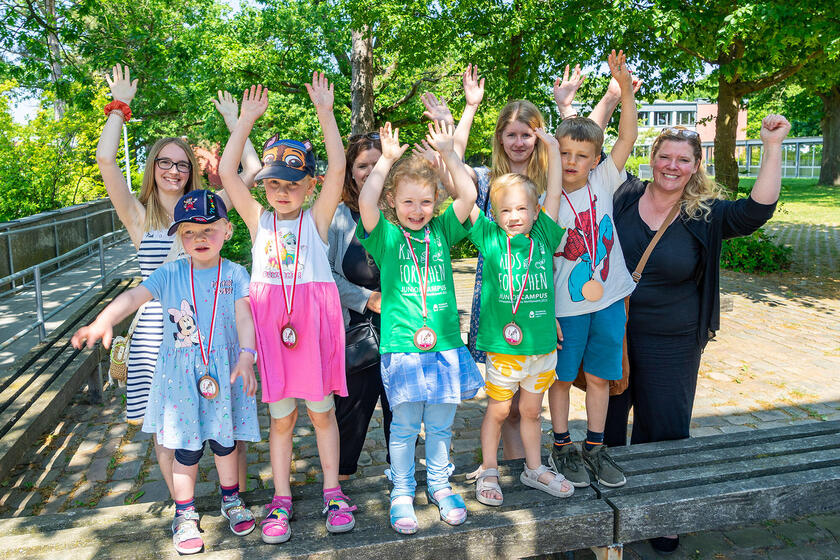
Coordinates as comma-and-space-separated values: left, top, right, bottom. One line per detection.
503, 322, 523, 346
581, 279, 604, 302
198, 373, 220, 399
503, 235, 533, 346
414, 325, 437, 351
281, 324, 298, 349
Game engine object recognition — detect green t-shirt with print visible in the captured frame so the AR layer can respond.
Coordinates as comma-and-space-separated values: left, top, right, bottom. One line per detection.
357, 205, 471, 353
469, 210, 566, 355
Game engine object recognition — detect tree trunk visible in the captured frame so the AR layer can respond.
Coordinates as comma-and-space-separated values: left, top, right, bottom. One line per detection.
818, 86, 840, 186
350, 27, 374, 135
42, 0, 65, 120
714, 76, 741, 197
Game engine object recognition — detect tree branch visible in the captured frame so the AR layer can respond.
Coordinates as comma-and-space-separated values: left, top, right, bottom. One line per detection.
737, 50, 824, 94
375, 74, 441, 116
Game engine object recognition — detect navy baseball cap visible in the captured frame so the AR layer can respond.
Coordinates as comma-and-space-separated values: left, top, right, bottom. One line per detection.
254, 135, 317, 182
167, 190, 228, 235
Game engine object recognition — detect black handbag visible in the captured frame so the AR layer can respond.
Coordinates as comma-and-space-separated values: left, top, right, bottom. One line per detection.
344, 313, 380, 374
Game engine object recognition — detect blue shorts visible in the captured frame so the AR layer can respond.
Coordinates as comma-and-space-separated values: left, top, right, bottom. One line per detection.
555, 298, 626, 382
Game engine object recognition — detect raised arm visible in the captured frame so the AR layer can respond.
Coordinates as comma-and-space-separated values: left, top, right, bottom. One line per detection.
589, 73, 643, 131
534, 128, 562, 219
219, 85, 269, 239
426, 120, 476, 223
307, 72, 346, 243
606, 50, 638, 171
412, 139, 456, 200
212, 90, 262, 187
750, 115, 791, 205
359, 123, 407, 233
95, 64, 145, 247
71, 285, 154, 350
454, 64, 484, 162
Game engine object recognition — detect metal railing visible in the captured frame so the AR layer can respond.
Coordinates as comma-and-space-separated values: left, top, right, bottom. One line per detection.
0, 231, 137, 351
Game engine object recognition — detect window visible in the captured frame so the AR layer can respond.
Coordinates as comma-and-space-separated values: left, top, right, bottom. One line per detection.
654, 111, 671, 126
638, 111, 650, 126
677, 111, 695, 125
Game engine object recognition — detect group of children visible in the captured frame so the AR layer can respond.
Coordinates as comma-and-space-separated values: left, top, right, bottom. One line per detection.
71, 50, 639, 553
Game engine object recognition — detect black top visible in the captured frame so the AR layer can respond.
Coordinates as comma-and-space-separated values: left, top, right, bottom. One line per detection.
618, 200, 702, 336
614, 178, 777, 347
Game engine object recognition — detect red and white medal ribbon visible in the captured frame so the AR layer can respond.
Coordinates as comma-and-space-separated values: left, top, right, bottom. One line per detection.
274, 212, 304, 320
400, 226, 431, 321
506, 235, 533, 319
190, 258, 222, 398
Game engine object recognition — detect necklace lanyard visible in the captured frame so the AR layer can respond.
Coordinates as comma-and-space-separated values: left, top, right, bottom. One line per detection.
400, 226, 431, 321
273, 211, 304, 319
506, 235, 533, 319
562, 183, 597, 273
190, 258, 222, 374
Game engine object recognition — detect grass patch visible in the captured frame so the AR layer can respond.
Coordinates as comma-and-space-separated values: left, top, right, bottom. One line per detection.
739, 177, 840, 224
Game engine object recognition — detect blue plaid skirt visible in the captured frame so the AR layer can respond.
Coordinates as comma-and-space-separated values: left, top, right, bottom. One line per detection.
380, 346, 483, 409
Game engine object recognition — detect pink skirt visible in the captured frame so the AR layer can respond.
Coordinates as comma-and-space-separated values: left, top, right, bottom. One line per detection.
250, 281, 347, 402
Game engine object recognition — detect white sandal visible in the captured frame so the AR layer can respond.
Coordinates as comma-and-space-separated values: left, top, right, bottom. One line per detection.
520, 464, 574, 498
467, 465, 504, 506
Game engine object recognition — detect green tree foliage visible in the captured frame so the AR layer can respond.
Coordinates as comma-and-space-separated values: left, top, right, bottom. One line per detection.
745, 83, 822, 139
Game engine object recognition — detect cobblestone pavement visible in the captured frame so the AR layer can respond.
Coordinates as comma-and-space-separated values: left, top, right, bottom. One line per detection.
1, 260, 838, 559
765, 221, 839, 279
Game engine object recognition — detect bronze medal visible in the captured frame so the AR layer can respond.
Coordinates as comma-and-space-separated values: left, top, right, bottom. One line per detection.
503, 322, 523, 346
413, 326, 437, 351
281, 324, 298, 349
581, 279, 604, 302
198, 374, 219, 400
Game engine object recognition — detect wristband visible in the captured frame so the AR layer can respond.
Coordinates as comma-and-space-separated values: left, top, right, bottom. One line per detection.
240, 347, 258, 364
560, 111, 579, 120
104, 100, 132, 122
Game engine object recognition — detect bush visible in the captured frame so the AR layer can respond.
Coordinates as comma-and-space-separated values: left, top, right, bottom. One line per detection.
721, 228, 792, 273
220, 209, 253, 270
450, 237, 478, 259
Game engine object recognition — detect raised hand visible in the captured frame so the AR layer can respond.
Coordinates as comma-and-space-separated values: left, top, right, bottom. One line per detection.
425, 120, 456, 156
760, 114, 791, 145
553, 64, 585, 110
421, 92, 454, 126
534, 127, 560, 152
104, 64, 138, 105
306, 71, 334, 111
463, 63, 485, 107
607, 49, 633, 92
380, 122, 409, 161
411, 139, 440, 166
212, 90, 239, 123
240, 85, 268, 123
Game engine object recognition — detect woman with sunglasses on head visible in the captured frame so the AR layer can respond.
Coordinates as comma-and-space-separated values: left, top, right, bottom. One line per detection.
96, 65, 261, 497
604, 115, 790, 553
328, 131, 393, 480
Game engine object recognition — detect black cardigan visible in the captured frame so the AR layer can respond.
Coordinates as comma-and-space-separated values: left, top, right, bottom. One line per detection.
614, 177, 777, 348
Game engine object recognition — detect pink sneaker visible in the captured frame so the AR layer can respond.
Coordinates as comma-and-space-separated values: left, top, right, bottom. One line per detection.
322, 488, 357, 533
261, 497, 292, 544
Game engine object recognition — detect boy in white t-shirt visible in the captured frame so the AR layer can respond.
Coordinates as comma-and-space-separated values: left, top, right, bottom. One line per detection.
548, 49, 637, 488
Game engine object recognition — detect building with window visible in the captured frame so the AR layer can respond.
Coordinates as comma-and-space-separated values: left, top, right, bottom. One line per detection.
636, 99, 747, 144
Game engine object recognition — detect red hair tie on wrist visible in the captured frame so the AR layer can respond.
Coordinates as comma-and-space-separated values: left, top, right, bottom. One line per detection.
104, 100, 132, 122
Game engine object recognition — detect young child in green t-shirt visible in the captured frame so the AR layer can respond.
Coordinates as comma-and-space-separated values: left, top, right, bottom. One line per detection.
356, 121, 483, 535
466, 129, 573, 506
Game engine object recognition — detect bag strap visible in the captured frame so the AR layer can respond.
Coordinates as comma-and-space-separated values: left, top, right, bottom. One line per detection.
632, 201, 681, 283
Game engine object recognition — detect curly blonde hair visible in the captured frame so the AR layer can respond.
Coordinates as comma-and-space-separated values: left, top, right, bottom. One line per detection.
492, 100, 548, 195
650, 132, 725, 220
139, 137, 203, 231
381, 155, 441, 224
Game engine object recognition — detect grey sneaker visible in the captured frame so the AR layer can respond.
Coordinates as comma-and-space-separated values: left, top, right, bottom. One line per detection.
549, 443, 590, 488
582, 444, 626, 487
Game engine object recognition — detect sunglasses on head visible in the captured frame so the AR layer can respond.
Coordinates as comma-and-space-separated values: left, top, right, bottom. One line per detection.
348, 132, 381, 143
659, 127, 700, 140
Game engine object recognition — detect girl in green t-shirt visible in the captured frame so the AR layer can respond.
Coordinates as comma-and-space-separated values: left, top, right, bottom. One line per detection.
356, 121, 483, 535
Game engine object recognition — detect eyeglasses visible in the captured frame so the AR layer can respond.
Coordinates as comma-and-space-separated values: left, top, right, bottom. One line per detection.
155, 158, 192, 173
659, 127, 699, 140
348, 132, 381, 143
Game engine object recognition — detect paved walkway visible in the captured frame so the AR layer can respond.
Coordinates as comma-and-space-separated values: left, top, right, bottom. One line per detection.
1, 259, 839, 559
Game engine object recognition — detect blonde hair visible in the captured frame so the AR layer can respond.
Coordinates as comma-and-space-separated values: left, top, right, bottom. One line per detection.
138, 138, 203, 232
489, 173, 539, 220
555, 117, 605, 154
382, 156, 440, 223
492, 101, 548, 195
650, 134, 725, 220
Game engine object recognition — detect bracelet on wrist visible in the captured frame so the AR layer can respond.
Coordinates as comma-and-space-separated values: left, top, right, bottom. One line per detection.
239, 347, 258, 364
560, 111, 579, 120
104, 100, 132, 122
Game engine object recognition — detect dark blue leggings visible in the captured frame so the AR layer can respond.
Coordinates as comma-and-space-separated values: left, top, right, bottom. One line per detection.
174, 440, 235, 467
